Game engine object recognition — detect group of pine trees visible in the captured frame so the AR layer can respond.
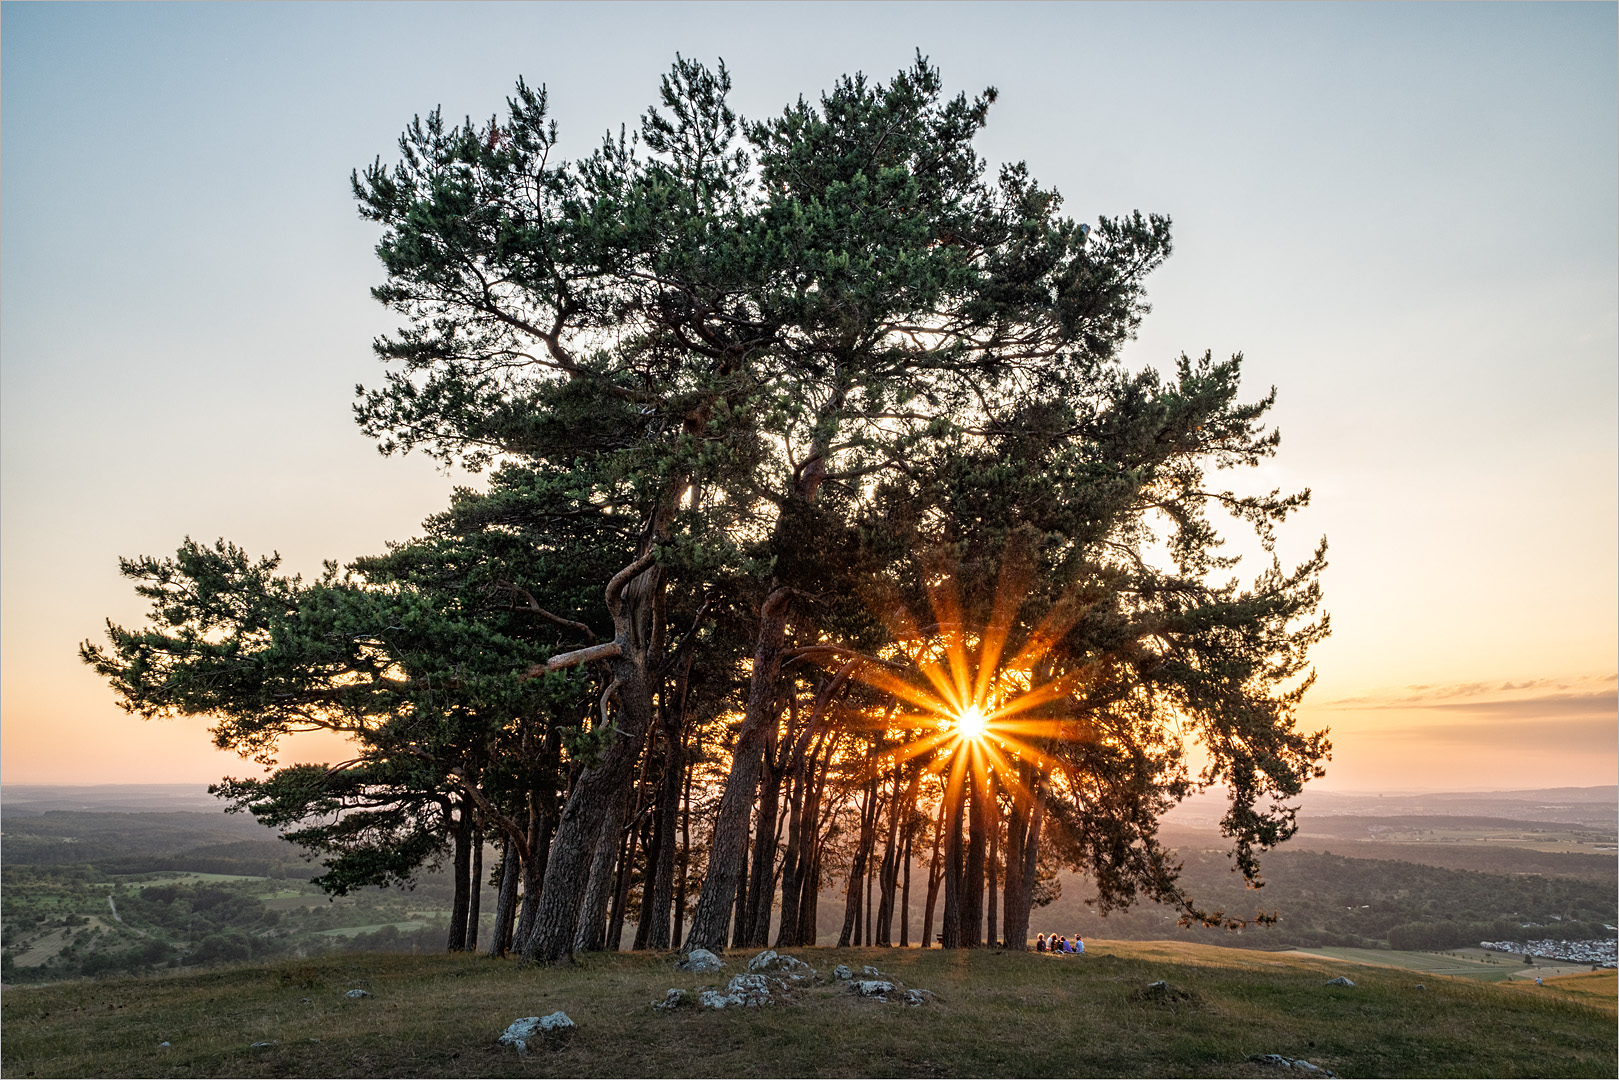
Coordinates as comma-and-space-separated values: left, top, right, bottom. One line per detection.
82, 56, 1330, 965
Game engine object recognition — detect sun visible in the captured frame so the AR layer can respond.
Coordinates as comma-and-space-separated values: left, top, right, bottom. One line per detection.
956, 704, 988, 741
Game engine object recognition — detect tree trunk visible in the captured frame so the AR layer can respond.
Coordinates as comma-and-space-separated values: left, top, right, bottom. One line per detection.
921, 796, 946, 948
1007, 771, 1046, 952
838, 768, 880, 947
646, 672, 688, 949
899, 827, 913, 948
514, 803, 550, 955
730, 824, 751, 949
522, 655, 657, 963
986, 793, 999, 949
672, 758, 692, 951
963, 776, 985, 949
745, 754, 782, 948
467, 821, 484, 952
447, 802, 472, 951
685, 586, 790, 952
941, 782, 965, 949
489, 838, 521, 957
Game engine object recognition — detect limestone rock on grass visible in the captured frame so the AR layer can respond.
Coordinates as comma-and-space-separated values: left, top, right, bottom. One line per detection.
1325, 976, 1356, 987
652, 988, 687, 1011
748, 949, 816, 978
698, 973, 775, 1009
677, 948, 724, 973
850, 979, 895, 1000
833, 964, 853, 980
1251, 1053, 1337, 1077
344, 988, 370, 999
498, 1011, 575, 1055
902, 989, 936, 1006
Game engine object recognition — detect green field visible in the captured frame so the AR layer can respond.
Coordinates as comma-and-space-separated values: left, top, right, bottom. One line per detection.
2, 941, 1613, 1078
1285, 946, 1530, 983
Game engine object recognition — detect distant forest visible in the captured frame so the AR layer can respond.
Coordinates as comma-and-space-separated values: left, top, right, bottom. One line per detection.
3, 808, 1612, 983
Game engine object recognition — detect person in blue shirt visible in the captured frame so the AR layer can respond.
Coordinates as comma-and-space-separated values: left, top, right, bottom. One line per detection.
1073, 935, 1086, 955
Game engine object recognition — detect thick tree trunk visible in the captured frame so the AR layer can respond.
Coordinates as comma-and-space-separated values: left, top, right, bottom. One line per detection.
685, 587, 790, 952
522, 658, 657, 963
489, 839, 521, 957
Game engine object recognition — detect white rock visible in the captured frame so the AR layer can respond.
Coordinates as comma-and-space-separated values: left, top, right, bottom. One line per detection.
499, 1012, 575, 1055
653, 988, 687, 1011
249, 1041, 279, 1048
725, 973, 773, 1006
861, 965, 887, 979
851, 979, 896, 997
748, 949, 781, 972
1324, 976, 1355, 987
902, 989, 935, 1006
345, 988, 370, 998
677, 948, 724, 972
833, 964, 853, 980
157, 1042, 171, 1048
698, 989, 744, 1009
748, 949, 816, 975
1251, 1054, 1336, 1077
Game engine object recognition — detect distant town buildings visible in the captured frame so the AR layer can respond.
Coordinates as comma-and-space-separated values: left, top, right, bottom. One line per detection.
1480, 939, 1617, 966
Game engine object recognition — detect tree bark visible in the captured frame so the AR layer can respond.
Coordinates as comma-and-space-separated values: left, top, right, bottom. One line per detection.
941, 781, 965, 949
899, 827, 913, 948
468, 820, 484, 952
447, 801, 472, 951
684, 586, 790, 952
489, 838, 521, 957
521, 553, 663, 965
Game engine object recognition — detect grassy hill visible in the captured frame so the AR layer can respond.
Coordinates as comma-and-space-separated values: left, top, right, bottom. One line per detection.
1, 942, 1612, 1078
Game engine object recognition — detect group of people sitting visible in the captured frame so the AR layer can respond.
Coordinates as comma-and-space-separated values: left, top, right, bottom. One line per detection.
1034, 933, 1085, 955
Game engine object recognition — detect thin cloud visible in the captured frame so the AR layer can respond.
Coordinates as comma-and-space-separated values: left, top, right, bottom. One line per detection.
1362, 715, 1616, 753
1321, 675, 1618, 712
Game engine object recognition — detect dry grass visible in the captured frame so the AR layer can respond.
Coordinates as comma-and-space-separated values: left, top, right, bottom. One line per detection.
2, 941, 1614, 1078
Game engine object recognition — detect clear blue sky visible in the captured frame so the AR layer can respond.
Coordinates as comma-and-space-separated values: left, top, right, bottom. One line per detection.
3, 2, 1614, 787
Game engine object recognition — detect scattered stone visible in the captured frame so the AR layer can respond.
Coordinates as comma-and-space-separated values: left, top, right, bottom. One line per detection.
833, 964, 853, 980
157, 1042, 171, 1048
698, 989, 743, 1009
902, 989, 936, 1006
653, 988, 688, 1011
748, 949, 816, 977
344, 988, 371, 999
1324, 976, 1355, 987
1130, 980, 1197, 1004
498, 1012, 576, 1055
249, 1041, 279, 1049
677, 948, 724, 973
860, 965, 888, 980
850, 979, 896, 999
1414, 984, 1426, 991
1251, 1053, 1337, 1077
299, 997, 312, 1003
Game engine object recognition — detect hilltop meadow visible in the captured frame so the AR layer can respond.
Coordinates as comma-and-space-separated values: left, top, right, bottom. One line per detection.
2, 942, 1614, 1078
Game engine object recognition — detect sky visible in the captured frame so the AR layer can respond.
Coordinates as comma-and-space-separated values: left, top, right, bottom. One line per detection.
2, 2, 1614, 792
